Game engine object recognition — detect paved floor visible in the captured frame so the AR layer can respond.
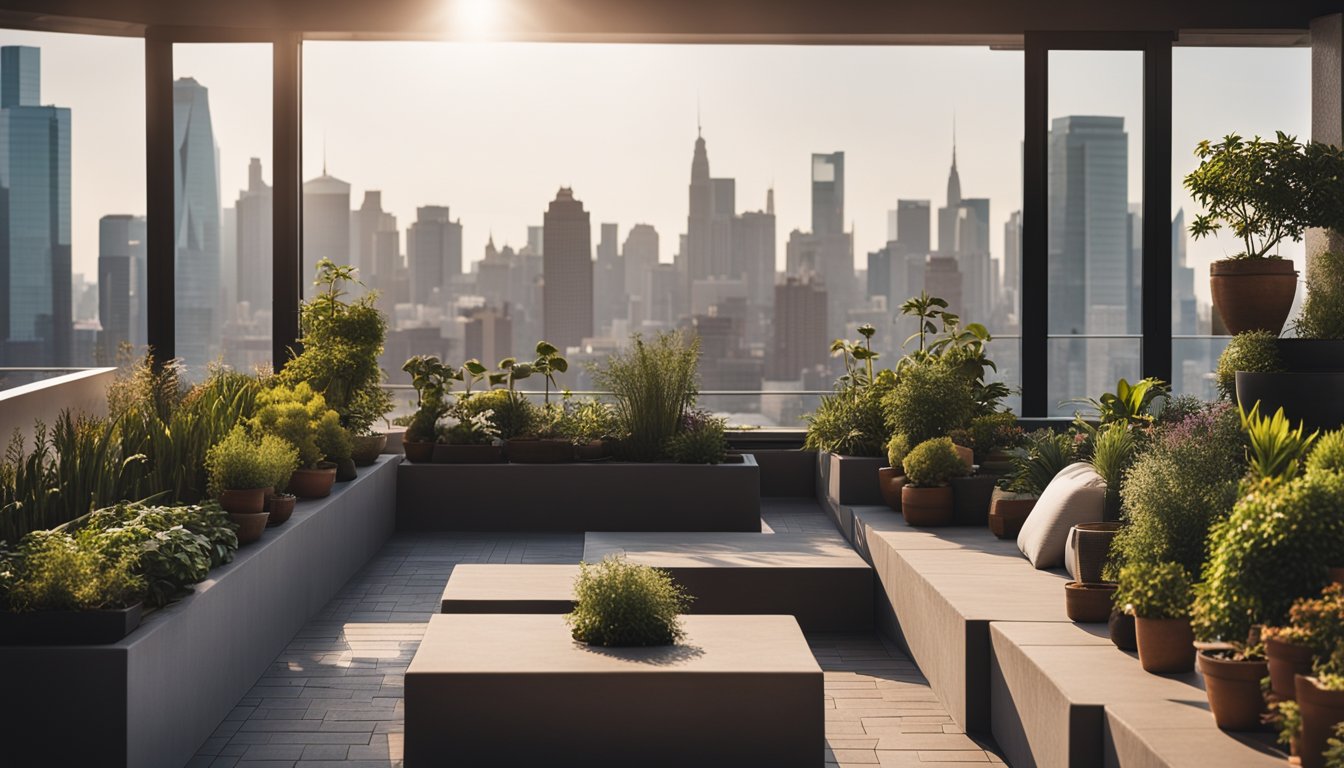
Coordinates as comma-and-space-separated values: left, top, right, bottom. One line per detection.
189, 500, 1003, 767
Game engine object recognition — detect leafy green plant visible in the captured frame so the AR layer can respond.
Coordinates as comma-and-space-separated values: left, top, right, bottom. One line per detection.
205, 427, 273, 495
555, 399, 617, 445
257, 434, 300, 493
1325, 719, 1344, 768
1309, 429, 1344, 476
1216, 331, 1283, 401
897, 292, 1007, 414
1272, 699, 1301, 751
589, 332, 701, 462
902, 437, 966, 488
565, 556, 691, 647
1185, 133, 1344, 259
1241, 401, 1319, 484
84, 504, 217, 608
250, 382, 350, 468
1295, 250, 1344, 339
1000, 429, 1077, 496
1193, 471, 1344, 642
882, 360, 975, 446
887, 433, 911, 471
458, 388, 535, 440
1115, 561, 1192, 620
402, 355, 452, 444
530, 341, 569, 405
967, 412, 1021, 459
830, 323, 880, 393
1264, 583, 1344, 656
803, 371, 894, 457
1090, 421, 1137, 496
437, 407, 500, 446
667, 411, 728, 464
1072, 377, 1169, 427
2, 528, 143, 611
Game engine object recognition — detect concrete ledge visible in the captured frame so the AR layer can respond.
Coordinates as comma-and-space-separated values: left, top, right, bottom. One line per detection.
0, 367, 115, 448
441, 564, 579, 613
583, 532, 874, 631
405, 613, 823, 767
0, 455, 401, 768
396, 455, 761, 532
818, 452, 885, 508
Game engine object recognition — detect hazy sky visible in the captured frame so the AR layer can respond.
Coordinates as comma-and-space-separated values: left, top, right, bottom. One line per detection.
0, 30, 1311, 308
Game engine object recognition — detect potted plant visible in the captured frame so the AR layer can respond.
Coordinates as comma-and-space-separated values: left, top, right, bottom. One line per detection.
1266, 585, 1344, 701
900, 437, 966, 527
434, 400, 504, 464
504, 343, 574, 463
878, 433, 910, 511
204, 427, 273, 544
970, 411, 1022, 474
1196, 626, 1270, 732
1299, 645, 1344, 768
589, 331, 701, 462
1185, 133, 1344, 334
259, 433, 300, 527
666, 410, 729, 465
401, 355, 452, 463
1117, 561, 1195, 674
565, 556, 691, 647
250, 382, 350, 499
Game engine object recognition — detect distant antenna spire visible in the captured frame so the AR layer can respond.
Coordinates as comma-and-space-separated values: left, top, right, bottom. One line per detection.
951, 112, 957, 169
766, 186, 775, 216
697, 96, 702, 138
323, 134, 328, 176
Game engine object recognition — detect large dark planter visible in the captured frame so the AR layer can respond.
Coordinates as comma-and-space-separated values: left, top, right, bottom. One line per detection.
1297, 674, 1344, 768
0, 602, 143, 645
1211, 258, 1298, 335
433, 443, 505, 464
819, 453, 885, 506
351, 433, 388, 467
1266, 636, 1315, 701
1064, 582, 1116, 623
1109, 610, 1137, 651
334, 457, 358, 482
901, 485, 954, 527
877, 467, 906, 511
950, 474, 998, 526
1276, 339, 1344, 373
573, 440, 611, 462
1235, 371, 1344, 435
1067, 522, 1121, 585
989, 491, 1035, 539
403, 441, 435, 464
1135, 616, 1195, 674
1197, 652, 1269, 731
506, 438, 574, 464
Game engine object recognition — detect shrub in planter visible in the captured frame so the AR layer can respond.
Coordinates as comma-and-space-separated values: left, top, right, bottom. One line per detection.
460, 389, 536, 442
1216, 330, 1283, 401
969, 412, 1022, 471
434, 404, 504, 463
1295, 250, 1344, 340
882, 359, 975, 447
250, 383, 349, 499
1310, 430, 1344, 477
1, 528, 144, 613
589, 331, 701, 462
900, 437, 965, 527
565, 556, 692, 647
1117, 561, 1195, 673
206, 428, 274, 510
803, 376, 894, 457
401, 354, 452, 460
1265, 585, 1344, 701
667, 410, 729, 465
1000, 428, 1077, 498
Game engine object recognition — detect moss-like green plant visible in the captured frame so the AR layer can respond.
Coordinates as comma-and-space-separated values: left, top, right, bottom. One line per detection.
1295, 251, 1344, 339
1193, 471, 1344, 642
882, 360, 975, 446
667, 411, 728, 465
903, 437, 966, 488
887, 433, 911, 471
2, 528, 144, 611
1216, 330, 1283, 401
205, 427, 272, 495
1309, 430, 1344, 476
249, 382, 350, 468
458, 389, 535, 441
1115, 561, 1192, 620
589, 332, 701, 462
565, 557, 691, 647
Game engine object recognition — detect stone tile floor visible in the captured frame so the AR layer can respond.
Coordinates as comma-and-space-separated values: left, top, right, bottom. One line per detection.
189, 500, 1004, 767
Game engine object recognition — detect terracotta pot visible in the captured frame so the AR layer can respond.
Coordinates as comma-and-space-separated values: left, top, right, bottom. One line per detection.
229, 511, 269, 545
1197, 651, 1269, 731
1135, 616, 1196, 674
260, 487, 275, 511
1109, 610, 1137, 651
1210, 258, 1298, 335
901, 485, 954, 527
266, 493, 297, 527
877, 467, 907, 511
1266, 636, 1316, 701
1297, 674, 1344, 768
980, 450, 1015, 475
334, 457, 357, 482
351, 433, 388, 466
1068, 522, 1121, 585
288, 464, 337, 499
573, 440, 610, 462
218, 487, 266, 515
506, 438, 574, 463
989, 492, 1036, 539
433, 443, 505, 463
953, 443, 975, 472
1065, 582, 1117, 623
403, 440, 435, 463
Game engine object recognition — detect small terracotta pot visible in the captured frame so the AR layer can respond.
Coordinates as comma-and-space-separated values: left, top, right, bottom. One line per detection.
288, 464, 337, 499
505, 438, 573, 463
229, 511, 269, 545
1266, 636, 1316, 701
1065, 582, 1116, 623
403, 441, 435, 463
433, 443, 505, 464
1210, 258, 1298, 335
1197, 651, 1269, 731
1297, 674, 1344, 768
877, 467, 907, 511
351, 433, 388, 467
989, 491, 1036, 539
1109, 610, 1137, 651
1135, 616, 1196, 674
901, 485, 954, 527
218, 487, 266, 515
266, 494, 297, 526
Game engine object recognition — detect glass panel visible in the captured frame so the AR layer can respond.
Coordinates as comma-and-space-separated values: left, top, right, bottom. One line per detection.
1047, 50, 1144, 415
0, 31, 143, 385
303, 43, 1022, 426
172, 43, 272, 377
1170, 47, 1310, 400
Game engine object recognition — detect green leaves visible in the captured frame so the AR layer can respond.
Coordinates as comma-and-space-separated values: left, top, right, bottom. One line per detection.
565, 556, 691, 647
902, 437, 967, 487
1072, 377, 1169, 427
1116, 561, 1192, 620
1240, 400, 1318, 483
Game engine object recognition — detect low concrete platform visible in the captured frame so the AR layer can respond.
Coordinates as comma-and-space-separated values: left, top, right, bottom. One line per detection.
582, 532, 875, 631
440, 564, 579, 613
404, 613, 823, 767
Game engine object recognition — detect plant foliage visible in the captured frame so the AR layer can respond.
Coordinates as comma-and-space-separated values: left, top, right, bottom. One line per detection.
589, 332, 700, 462
1114, 561, 1192, 620
1215, 331, 1283, 401
565, 556, 691, 647
1241, 401, 1318, 484
1295, 250, 1344, 339
902, 437, 967, 488
667, 410, 728, 465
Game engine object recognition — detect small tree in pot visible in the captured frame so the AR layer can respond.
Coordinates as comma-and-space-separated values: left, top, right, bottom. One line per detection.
205, 427, 275, 543
1116, 561, 1195, 674
249, 383, 350, 499
900, 437, 966, 527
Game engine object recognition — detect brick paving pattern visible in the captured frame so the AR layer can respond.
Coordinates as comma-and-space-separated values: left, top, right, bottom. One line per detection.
189, 502, 1004, 767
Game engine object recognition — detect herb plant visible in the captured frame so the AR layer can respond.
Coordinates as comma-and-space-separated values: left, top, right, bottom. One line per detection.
589, 332, 701, 462
1115, 561, 1192, 620
566, 557, 691, 647
667, 410, 728, 464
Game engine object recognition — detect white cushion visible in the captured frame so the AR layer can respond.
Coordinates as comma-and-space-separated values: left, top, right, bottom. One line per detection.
1016, 462, 1107, 570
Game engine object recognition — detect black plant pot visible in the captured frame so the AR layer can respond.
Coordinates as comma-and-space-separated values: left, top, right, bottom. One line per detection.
334, 457, 358, 482
1109, 610, 1137, 652
1275, 339, 1344, 373
950, 474, 998, 526
1235, 371, 1344, 434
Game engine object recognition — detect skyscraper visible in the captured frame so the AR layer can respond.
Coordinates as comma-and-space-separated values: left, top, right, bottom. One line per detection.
173, 77, 221, 369
407, 205, 463, 307
352, 190, 397, 292
687, 129, 714, 285
98, 215, 144, 363
811, 152, 844, 237
302, 167, 350, 295
542, 188, 593, 350
770, 276, 828, 380
623, 224, 659, 328
594, 222, 624, 334
937, 138, 962, 254
235, 158, 272, 318
894, 200, 931, 257
0, 46, 72, 367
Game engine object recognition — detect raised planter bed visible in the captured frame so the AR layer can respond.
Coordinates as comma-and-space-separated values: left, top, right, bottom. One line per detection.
0, 603, 143, 645
405, 613, 823, 767
396, 454, 761, 532
0, 455, 401, 768
818, 452, 884, 507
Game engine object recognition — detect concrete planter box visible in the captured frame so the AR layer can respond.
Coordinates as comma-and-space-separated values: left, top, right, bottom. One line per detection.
0, 456, 400, 768
818, 452, 885, 507
405, 613, 823, 767
396, 454, 760, 532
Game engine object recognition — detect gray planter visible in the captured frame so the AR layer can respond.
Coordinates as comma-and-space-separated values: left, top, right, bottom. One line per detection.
951, 474, 998, 526
396, 455, 761, 532
818, 452, 885, 507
